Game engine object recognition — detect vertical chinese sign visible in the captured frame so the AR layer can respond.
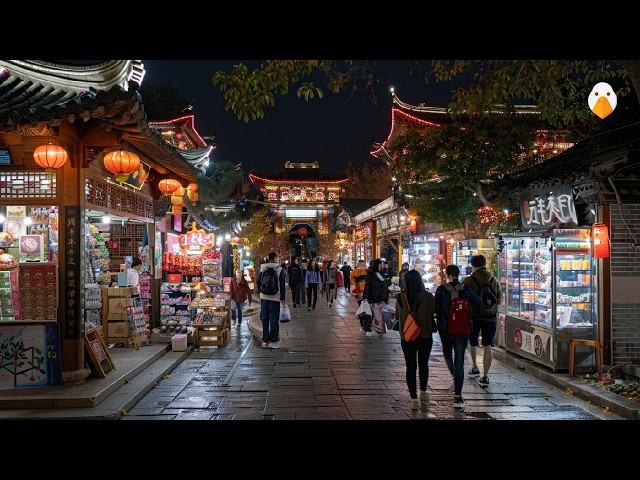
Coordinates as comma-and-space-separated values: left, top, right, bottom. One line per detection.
64, 206, 84, 339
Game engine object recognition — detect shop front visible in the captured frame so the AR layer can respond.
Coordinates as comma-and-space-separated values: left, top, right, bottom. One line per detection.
499, 184, 599, 371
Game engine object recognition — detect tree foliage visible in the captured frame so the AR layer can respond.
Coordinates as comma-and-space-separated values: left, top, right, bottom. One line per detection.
342, 161, 392, 199
240, 206, 275, 264
139, 82, 191, 121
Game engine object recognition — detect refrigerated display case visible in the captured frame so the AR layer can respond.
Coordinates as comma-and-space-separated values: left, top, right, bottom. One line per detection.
410, 235, 442, 292
500, 229, 598, 371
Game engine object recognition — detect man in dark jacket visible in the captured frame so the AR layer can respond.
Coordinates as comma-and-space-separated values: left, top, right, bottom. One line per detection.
287, 257, 303, 307
340, 261, 353, 293
463, 254, 501, 388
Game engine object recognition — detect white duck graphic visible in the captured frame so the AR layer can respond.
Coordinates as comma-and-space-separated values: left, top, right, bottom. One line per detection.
588, 82, 617, 119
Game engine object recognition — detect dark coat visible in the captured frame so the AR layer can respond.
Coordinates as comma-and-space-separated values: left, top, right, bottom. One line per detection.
363, 271, 389, 304
395, 290, 436, 340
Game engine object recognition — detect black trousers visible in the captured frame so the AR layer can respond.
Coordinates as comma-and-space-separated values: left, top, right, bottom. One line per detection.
306, 283, 318, 307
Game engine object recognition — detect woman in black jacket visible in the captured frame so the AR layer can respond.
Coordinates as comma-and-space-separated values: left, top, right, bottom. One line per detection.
362, 258, 390, 335
395, 268, 436, 410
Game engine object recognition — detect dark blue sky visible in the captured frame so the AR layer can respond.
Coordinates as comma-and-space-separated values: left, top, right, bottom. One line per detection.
142, 60, 458, 174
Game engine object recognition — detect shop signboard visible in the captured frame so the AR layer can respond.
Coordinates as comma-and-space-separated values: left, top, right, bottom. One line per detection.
519, 184, 578, 230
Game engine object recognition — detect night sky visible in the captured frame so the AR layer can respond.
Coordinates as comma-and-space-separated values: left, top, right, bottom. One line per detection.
141, 60, 459, 175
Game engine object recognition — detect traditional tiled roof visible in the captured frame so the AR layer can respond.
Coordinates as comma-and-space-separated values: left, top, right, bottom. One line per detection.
371, 93, 543, 160
0, 60, 205, 183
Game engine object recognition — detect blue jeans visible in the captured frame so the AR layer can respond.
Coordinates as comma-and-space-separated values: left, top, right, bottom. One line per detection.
232, 301, 245, 323
400, 337, 433, 399
441, 334, 468, 396
260, 299, 280, 343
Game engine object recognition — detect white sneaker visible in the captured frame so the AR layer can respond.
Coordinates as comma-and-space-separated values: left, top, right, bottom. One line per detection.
268, 341, 280, 349
366, 331, 375, 336
453, 395, 465, 408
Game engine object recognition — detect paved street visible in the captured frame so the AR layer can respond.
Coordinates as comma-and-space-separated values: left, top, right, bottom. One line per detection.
122, 289, 626, 421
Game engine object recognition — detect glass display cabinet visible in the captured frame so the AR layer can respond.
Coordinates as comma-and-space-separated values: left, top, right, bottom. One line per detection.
499, 229, 598, 371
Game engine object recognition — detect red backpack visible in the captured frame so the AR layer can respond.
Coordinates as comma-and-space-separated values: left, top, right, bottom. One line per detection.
444, 283, 471, 337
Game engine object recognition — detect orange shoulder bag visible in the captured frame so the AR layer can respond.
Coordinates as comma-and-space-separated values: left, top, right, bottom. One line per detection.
403, 293, 421, 341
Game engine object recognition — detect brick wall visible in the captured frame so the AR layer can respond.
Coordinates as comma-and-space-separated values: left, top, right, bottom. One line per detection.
610, 203, 640, 365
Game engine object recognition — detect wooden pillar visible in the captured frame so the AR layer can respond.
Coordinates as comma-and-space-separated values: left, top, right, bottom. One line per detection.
59, 140, 89, 384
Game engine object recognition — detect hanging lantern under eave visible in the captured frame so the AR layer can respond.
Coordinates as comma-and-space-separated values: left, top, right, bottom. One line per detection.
297, 227, 308, 237
592, 223, 610, 259
33, 144, 68, 174
186, 182, 198, 205
103, 149, 141, 183
158, 178, 181, 196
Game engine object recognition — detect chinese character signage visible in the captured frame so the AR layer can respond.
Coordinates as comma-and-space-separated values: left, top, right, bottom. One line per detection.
519, 184, 578, 230
178, 223, 215, 254
64, 206, 84, 339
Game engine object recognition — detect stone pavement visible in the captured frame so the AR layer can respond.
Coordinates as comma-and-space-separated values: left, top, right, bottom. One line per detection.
119, 289, 635, 421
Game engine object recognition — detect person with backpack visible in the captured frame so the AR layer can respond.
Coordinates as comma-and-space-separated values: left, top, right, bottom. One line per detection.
257, 251, 287, 349
463, 254, 501, 388
435, 264, 483, 408
395, 269, 437, 410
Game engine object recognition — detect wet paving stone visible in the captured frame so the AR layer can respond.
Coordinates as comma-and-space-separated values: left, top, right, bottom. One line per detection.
123, 291, 628, 421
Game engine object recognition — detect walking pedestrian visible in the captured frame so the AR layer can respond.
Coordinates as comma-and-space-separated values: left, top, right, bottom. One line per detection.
435, 264, 482, 408
395, 268, 437, 410
362, 258, 389, 335
350, 259, 368, 305
304, 258, 322, 311
322, 259, 338, 307
340, 261, 353, 293
299, 258, 308, 305
288, 257, 303, 308
229, 267, 252, 326
463, 254, 501, 387
257, 251, 286, 349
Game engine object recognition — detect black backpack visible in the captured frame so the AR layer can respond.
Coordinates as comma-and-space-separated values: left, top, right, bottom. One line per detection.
259, 267, 279, 295
469, 276, 498, 318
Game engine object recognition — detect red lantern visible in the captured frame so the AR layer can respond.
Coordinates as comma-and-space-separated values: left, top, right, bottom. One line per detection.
297, 227, 308, 237
33, 144, 68, 173
158, 178, 181, 196
103, 149, 141, 182
186, 182, 198, 205
592, 223, 610, 259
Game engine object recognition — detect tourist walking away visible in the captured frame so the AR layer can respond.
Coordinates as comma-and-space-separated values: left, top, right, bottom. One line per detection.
340, 261, 353, 293
362, 258, 390, 335
395, 269, 437, 410
435, 264, 482, 408
322, 259, 339, 306
257, 251, 286, 349
350, 259, 368, 305
229, 267, 252, 326
288, 257, 303, 308
304, 258, 322, 311
299, 258, 308, 305
463, 254, 501, 387
398, 262, 410, 291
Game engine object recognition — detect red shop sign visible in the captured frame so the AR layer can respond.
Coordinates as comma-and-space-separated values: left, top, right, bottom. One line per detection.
179, 223, 215, 254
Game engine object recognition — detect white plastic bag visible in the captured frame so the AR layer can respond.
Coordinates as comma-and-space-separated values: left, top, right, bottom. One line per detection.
280, 303, 291, 323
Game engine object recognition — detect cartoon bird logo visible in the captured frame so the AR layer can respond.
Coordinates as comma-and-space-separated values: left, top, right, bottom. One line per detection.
588, 82, 617, 119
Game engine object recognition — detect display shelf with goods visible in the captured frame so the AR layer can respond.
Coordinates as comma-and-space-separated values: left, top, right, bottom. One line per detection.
85, 223, 111, 284
201, 249, 223, 293
138, 271, 152, 330
18, 262, 58, 322
501, 229, 598, 371
107, 223, 146, 270
244, 266, 256, 292
189, 293, 229, 348
151, 282, 193, 343
409, 235, 442, 292
128, 296, 149, 348
0, 268, 20, 321
84, 283, 102, 332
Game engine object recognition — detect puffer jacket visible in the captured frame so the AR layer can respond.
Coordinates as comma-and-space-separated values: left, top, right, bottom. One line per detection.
363, 271, 389, 304
395, 290, 436, 340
